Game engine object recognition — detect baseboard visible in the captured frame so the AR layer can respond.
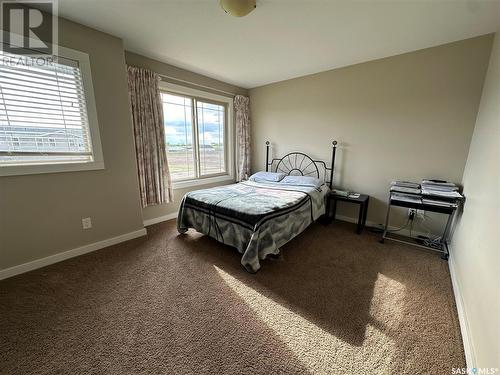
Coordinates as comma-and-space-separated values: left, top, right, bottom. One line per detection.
336, 214, 378, 228
334, 214, 429, 238
143, 212, 178, 227
448, 247, 476, 368
0, 228, 147, 281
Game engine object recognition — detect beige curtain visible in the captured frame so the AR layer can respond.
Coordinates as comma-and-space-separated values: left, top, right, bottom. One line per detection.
127, 66, 173, 208
234, 95, 251, 181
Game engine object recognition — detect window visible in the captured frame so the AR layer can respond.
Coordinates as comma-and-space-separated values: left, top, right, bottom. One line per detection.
162, 90, 230, 182
0, 40, 103, 176
162, 93, 195, 180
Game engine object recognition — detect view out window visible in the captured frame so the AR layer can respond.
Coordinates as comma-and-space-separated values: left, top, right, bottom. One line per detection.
0, 47, 102, 176
162, 92, 226, 181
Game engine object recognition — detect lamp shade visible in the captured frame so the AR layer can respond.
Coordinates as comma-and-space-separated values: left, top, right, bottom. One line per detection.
220, 0, 256, 17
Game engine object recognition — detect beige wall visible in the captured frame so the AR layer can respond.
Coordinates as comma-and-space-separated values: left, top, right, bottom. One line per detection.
124, 52, 248, 222
0, 19, 144, 270
451, 32, 500, 368
250, 35, 493, 233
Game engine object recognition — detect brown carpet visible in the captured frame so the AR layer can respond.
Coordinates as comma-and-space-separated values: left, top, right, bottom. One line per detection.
0, 220, 464, 374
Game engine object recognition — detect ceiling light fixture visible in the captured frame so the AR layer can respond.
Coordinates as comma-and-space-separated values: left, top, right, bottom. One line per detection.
220, 0, 256, 17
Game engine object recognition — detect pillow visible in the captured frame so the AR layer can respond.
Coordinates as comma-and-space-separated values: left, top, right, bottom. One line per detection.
280, 175, 323, 188
248, 171, 286, 183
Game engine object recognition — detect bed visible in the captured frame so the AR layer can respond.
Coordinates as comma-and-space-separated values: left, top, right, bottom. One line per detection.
177, 141, 338, 272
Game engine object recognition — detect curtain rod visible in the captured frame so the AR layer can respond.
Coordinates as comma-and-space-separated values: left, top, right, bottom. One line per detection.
158, 73, 238, 98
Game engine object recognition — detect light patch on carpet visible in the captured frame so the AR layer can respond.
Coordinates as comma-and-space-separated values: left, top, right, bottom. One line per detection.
369, 273, 407, 332
216, 266, 404, 374
362, 273, 408, 372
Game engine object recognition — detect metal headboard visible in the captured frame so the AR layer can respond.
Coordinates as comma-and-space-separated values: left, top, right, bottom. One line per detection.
265, 140, 338, 189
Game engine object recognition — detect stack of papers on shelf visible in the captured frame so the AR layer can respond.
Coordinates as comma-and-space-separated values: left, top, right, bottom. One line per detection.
421, 189, 462, 199
391, 192, 422, 204
391, 181, 420, 188
421, 179, 462, 200
389, 179, 462, 208
390, 180, 421, 194
422, 198, 458, 208
422, 180, 458, 191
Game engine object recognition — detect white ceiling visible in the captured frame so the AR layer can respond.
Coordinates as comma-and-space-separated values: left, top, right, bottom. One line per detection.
56, 0, 500, 89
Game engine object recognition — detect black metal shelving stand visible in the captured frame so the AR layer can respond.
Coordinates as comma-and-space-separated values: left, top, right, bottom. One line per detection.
380, 190, 462, 260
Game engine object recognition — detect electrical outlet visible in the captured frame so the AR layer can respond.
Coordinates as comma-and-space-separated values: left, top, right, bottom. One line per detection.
82, 217, 92, 230
415, 209, 425, 218
408, 209, 424, 220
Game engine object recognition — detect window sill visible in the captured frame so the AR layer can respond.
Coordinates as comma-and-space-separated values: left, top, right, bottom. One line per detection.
172, 174, 235, 190
0, 161, 105, 177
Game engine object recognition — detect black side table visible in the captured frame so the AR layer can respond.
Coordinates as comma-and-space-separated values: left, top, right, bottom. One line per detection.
327, 193, 370, 234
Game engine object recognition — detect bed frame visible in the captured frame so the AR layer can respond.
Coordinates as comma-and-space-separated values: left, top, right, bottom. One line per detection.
265, 140, 338, 189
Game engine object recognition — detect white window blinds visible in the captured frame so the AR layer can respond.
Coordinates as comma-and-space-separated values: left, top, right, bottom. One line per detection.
0, 51, 94, 166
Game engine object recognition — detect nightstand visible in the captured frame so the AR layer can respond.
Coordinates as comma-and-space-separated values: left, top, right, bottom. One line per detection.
326, 192, 370, 234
